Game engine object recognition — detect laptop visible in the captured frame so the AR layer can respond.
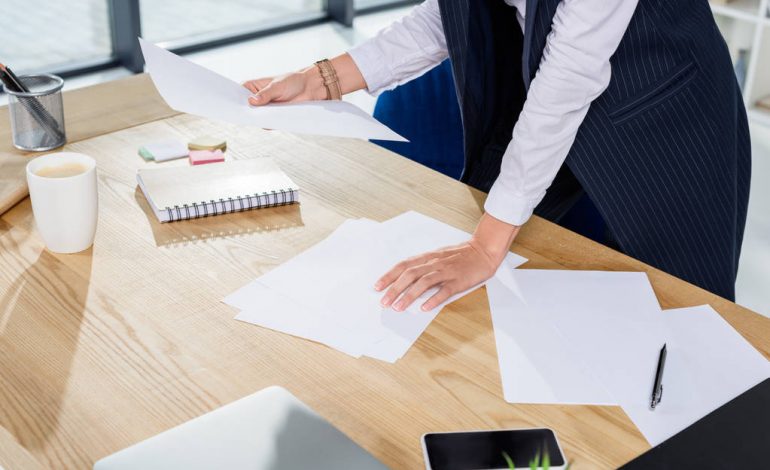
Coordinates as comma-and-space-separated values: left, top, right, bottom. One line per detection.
93, 386, 388, 470
620, 378, 770, 468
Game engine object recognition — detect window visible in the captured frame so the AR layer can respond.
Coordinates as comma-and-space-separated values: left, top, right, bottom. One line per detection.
0, 0, 414, 79
140, 0, 325, 45
0, 0, 113, 74
354, 0, 418, 12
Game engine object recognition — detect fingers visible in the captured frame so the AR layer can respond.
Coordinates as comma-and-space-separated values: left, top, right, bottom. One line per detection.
380, 262, 438, 309
248, 83, 281, 106
421, 283, 459, 311
242, 78, 271, 94
374, 250, 453, 292
392, 271, 449, 312
243, 81, 259, 94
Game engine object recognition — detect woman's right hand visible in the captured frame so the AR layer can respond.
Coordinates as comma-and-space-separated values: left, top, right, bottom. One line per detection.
243, 67, 326, 106
243, 53, 366, 106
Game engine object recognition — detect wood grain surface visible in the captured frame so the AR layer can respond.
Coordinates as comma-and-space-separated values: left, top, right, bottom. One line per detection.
0, 426, 46, 470
0, 74, 177, 215
0, 99, 768, 469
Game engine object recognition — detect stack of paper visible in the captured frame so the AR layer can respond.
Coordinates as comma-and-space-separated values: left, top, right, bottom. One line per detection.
225, 211, 527, 362
487, 268, 770, 445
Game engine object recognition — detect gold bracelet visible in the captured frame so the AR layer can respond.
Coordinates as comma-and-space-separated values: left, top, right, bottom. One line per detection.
314, 59, 342, 100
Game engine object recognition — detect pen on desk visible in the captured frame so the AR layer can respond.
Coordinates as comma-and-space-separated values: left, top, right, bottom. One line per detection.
650, 343, 667, 410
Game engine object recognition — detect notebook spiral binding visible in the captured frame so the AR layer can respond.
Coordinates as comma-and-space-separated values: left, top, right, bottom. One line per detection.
163, 188, 297, 222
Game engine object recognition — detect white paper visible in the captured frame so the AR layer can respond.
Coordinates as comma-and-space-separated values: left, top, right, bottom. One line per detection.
621, 305, 770, 445
503, 270, 667, 413
489, 269, 770, 445
225, 211, 528, 362
139, 39, 407, 142
487, 275, 614, 405
233, 283, 367, 358
226, 218, 380, 358
488, 269, 666, 406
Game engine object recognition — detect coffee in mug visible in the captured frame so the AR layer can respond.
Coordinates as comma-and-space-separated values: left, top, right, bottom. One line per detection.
26, 152, 98, 253
34, 162, 89, 178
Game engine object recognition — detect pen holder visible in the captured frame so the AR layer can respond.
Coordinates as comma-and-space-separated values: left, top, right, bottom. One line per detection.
4, 74, 66, 151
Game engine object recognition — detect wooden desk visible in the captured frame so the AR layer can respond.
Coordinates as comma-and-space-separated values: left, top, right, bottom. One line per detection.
1, 76, 768, 470
0, 426, 45, 470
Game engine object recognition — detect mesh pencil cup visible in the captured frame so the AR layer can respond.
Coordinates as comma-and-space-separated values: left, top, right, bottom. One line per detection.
4, 74, 66, 151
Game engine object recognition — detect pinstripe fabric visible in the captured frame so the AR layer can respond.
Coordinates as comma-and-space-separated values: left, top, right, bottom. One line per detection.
437, 0, 751, 300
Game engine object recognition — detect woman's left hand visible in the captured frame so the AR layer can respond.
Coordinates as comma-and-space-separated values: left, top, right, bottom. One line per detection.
374, 212, 521, 312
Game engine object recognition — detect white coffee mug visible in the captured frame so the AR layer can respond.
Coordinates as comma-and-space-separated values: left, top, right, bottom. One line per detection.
26, 152, 98, 253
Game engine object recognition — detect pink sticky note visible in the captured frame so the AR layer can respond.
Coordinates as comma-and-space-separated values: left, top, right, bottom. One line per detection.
189, 149, 225, 165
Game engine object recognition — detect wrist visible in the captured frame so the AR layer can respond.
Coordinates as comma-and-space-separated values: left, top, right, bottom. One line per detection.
471, 212, 520, 265
300, 66, 327, 101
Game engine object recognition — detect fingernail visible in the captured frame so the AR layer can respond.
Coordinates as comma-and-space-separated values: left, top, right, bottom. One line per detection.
394, 301, 404, 311
421, 304, 430, 312
374, 282, 383, 290
380, 296, 390, 307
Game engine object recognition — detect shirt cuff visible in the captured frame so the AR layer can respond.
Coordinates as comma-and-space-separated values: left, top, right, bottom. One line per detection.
347, 42, 393, 96
484, 180, 543, 226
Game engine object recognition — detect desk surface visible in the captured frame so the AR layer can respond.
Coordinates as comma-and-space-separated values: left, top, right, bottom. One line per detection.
0, 74, 178, 215
1, 75, 768, 470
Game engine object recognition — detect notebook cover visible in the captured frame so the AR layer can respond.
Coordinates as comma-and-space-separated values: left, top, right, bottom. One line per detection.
619, 378, 770, 468
137, 157, 298, 210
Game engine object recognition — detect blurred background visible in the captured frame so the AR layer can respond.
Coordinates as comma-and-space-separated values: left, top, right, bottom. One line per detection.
0, 0, 769, 316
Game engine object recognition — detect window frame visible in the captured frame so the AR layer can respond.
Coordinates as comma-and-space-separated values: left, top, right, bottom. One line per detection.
10, 0, 419, 81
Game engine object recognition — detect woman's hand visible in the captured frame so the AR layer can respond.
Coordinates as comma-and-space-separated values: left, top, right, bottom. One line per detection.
243, 53, 367, 106
375, 213, 521, 312
243, 67, 326, 106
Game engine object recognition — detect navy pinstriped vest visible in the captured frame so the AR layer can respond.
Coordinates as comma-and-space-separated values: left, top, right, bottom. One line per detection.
437, 0, 751, 300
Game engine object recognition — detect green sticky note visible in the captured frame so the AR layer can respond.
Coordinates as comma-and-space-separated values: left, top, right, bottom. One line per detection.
138, 146, 155, 161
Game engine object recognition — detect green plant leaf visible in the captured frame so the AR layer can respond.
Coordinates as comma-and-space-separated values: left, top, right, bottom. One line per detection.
564, 461, 572, 470
529, 450, 541, 470
502, 451, 515, 469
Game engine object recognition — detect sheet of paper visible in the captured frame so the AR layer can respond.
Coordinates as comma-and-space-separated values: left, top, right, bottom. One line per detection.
233, 283, 367, 358
487, 275, 614, 405
503, 270, 667, 414
226, 218, 380, 358
621, 305, 770, 445
225, 211, 528, 362
139, 39, 406, 141
490, 269, 670, 406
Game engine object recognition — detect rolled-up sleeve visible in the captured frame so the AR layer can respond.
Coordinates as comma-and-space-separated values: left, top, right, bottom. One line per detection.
348, 0, 448, 95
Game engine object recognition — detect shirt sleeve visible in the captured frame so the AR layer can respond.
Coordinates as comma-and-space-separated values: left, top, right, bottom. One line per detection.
347, 0, 448, 95
484, 0, 639, 226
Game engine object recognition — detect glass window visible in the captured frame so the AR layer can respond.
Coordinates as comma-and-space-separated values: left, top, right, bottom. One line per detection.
140, 0, 325, 44
355, 0, 417, 10
0, 0, 112, 73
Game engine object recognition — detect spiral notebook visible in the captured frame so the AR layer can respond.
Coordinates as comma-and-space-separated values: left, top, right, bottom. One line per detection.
137, 158, 299, 223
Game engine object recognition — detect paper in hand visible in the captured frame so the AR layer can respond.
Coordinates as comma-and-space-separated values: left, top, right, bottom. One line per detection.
138, 38, 407, 142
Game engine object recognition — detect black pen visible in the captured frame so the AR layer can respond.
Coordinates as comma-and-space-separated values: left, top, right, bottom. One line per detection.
650, 343, 667, 410
1, 64, 30, 92
0, 65, 20, 92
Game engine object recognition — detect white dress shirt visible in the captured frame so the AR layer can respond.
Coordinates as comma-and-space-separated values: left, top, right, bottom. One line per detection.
348, 0, 638, 226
